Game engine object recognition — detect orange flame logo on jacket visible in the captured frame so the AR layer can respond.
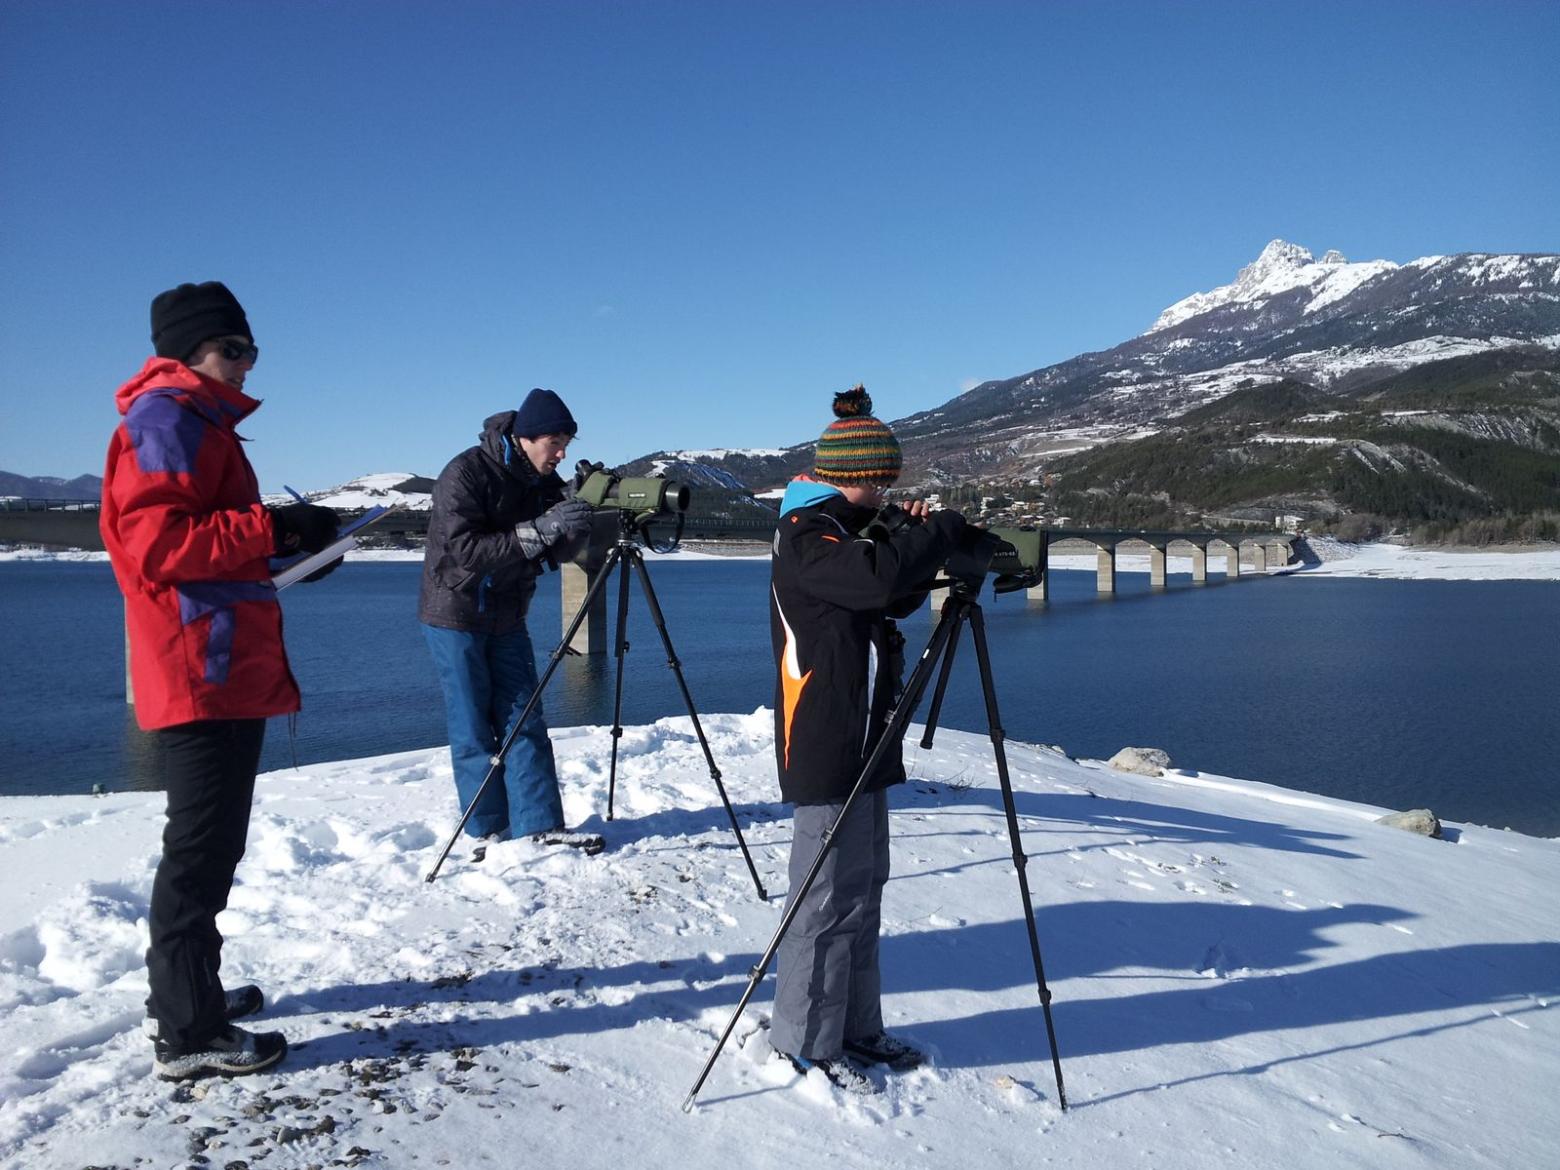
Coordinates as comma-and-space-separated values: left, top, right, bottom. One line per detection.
772, 585, 812, 768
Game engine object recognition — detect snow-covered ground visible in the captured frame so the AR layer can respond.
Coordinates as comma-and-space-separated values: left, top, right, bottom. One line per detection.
1, 715, 1555, 1169
1287, 540, 1560, 582
1045, 540, 1560, 582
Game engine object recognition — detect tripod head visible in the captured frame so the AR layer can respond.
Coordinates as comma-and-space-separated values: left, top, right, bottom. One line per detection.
601, 504, 684, 553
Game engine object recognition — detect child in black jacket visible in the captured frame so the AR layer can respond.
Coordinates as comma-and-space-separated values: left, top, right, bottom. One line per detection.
768, 386, 965, 1092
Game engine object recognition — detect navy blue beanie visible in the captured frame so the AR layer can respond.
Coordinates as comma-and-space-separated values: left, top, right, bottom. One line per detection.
511, 387, 578, 438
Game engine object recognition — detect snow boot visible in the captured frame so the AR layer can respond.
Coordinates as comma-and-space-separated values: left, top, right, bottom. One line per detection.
783, 1052, 880, 1096
154, 1024, 287, 1081
844, 1029, 925, 1071
143, 984, 265, 1040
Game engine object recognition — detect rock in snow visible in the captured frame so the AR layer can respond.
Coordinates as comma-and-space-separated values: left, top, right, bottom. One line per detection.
1376, 807, 1443, 838
1107, 746, 1172, 776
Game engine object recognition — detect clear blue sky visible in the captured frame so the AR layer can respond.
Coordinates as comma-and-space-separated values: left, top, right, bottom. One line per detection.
3, 0, 1557, 490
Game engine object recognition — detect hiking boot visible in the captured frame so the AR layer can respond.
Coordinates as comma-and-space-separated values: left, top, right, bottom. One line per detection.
153, 1024, 287, 1081
530, 829, 606, 855
782, 1051, 880, 1096
143, 984, 265, 1040
844, 1029, 925, 1071
470, 832, 505, 863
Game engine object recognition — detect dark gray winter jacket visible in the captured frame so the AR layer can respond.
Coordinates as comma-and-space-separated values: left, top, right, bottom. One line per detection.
418, 412, 567, 635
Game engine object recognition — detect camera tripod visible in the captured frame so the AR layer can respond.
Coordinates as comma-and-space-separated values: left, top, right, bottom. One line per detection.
425, 510, 768, 899
683, 581, 1066, 1111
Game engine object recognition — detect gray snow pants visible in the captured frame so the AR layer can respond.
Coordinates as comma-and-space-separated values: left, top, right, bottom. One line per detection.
770, 789, 890, 1060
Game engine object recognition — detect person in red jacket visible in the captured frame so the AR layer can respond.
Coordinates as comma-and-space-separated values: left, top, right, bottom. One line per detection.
100, 281, 339, 1080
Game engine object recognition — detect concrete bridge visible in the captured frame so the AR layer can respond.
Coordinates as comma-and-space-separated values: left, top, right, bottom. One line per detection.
5, 500, 1299, 666
0, 499, 105, 548
2, 499, 1298, 598
1028, 527, 1299, 598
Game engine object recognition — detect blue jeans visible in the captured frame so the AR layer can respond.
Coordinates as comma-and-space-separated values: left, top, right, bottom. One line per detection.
422, 623, 565, 839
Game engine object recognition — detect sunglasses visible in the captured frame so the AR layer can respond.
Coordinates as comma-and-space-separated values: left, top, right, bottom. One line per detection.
217, 339, 260, 364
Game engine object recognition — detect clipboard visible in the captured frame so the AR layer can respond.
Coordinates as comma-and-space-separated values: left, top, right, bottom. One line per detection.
272, 505, 394, 589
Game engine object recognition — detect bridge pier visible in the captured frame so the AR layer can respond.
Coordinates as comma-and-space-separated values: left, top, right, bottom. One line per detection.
560, 561, 607, 653
1149, 545, 1167, 588
1225, 544, 1241, 578
559, 513, 618, 653
1269, 541, 1290, 569
124, 601, 134, 705
1251, 544, 1268, 573
1027, 534, 1050, 601
1190, 544, 1207, 583
1096, 546, 1116, 594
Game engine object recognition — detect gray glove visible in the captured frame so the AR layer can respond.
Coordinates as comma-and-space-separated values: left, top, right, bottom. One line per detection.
515, 498, 594, 561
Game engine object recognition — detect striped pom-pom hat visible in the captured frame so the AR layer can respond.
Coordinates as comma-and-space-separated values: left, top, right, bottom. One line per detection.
813, 384, 903, 486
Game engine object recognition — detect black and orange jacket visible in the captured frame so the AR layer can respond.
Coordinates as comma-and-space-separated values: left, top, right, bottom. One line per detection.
769, 479, 965, 805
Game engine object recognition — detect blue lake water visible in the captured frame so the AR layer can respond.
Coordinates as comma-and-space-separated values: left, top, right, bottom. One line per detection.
1, 560, 1556, 837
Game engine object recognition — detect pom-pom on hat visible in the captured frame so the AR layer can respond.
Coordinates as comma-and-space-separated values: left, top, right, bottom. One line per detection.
813, 384, 903, 486
150, 281, 252, 362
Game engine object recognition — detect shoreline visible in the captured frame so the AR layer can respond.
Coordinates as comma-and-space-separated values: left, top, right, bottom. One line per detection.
4, 538, 1560, 580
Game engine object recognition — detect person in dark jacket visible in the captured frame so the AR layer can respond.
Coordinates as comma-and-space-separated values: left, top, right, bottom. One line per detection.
419, 388, 602, 854
768, 385, 966, 1093
102, 281, 340, 1080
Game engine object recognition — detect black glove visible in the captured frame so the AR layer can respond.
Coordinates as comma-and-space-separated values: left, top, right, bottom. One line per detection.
514, 497, 594, 562
268, 503, 339, 555
538, 498, 593, 543
300, 555, 344, 584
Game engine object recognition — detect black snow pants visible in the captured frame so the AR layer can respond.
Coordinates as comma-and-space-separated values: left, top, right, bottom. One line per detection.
145, 718, 265, 1051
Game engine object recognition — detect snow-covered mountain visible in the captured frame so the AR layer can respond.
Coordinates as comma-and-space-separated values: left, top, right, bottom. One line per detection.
1148, 240, 1398, 334
892, 240, 1560, 482
630, 242, 1560, 503
631, 242, 1560, 533
0, 470, 102, 502
269, 472, 435, 511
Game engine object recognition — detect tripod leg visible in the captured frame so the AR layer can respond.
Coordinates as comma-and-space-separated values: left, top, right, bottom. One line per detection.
918, 595, 966, 749
606, 552, 634, 822
966, 602, 1068, 1111
626, 549, 768, 901
424, 546, 624, 883
683, 603, 960, 1110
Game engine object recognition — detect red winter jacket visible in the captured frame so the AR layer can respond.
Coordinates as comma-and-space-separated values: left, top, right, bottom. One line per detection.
100, 357, 301, 730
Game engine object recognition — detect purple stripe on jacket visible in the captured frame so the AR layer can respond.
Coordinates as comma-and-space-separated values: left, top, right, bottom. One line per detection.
176, 581, 278, 684
124, 390, 210, 475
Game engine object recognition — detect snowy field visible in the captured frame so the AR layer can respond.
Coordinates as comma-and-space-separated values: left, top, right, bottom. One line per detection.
1042, 540, 1560, 582
1, 715, 1555, 1169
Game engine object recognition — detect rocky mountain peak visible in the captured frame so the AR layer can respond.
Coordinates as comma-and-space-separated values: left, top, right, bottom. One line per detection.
1148, 239, 1391, 335
1239, 239, 1316, 284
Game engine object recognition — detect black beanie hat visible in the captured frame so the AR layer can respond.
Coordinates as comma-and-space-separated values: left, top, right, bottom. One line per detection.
511, 387, 578, 438
150, 281, 252, 362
